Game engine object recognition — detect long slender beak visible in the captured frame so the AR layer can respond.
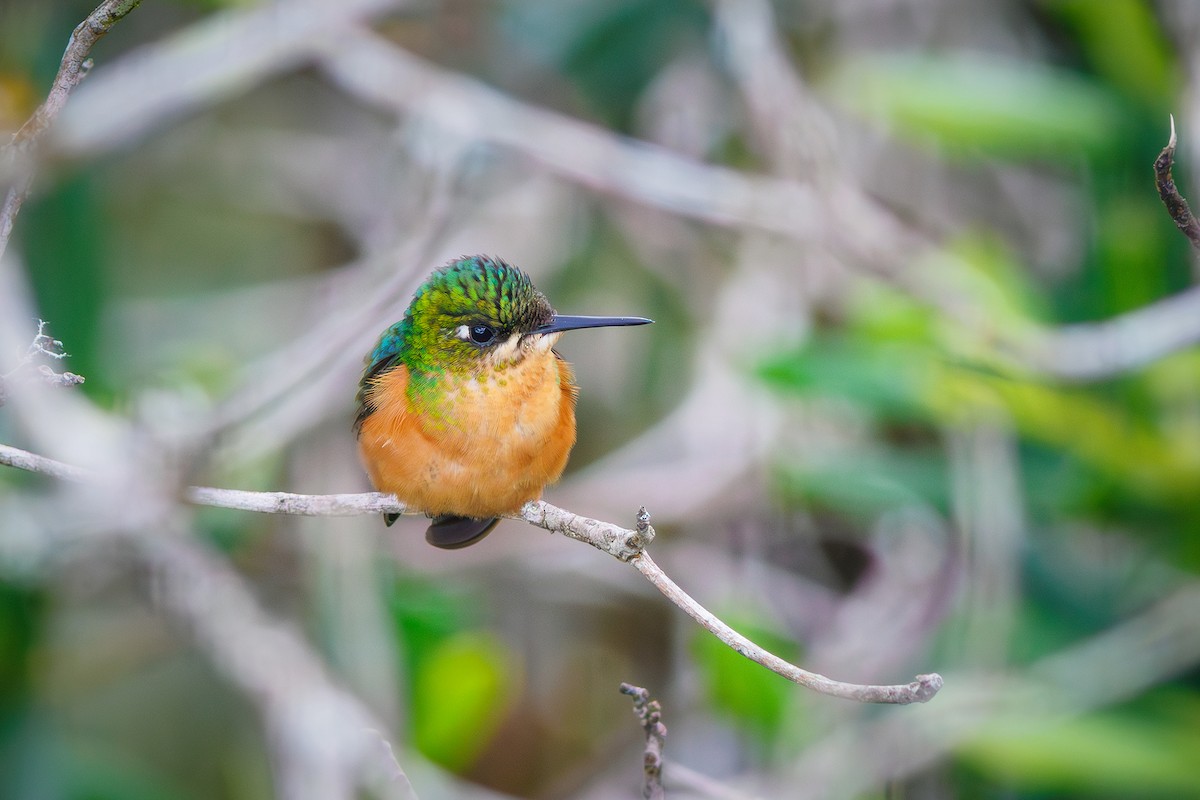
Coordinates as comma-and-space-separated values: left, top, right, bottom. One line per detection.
535, 315, 653, 334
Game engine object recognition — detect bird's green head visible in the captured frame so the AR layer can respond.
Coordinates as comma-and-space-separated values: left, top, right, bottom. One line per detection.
357, 255, 651, 427
392, 255, 555, 376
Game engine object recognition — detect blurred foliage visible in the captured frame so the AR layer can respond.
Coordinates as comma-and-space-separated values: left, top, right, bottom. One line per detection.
500, 0, 709, 129
3, 0, 1200, 798
22, 177, 112, 398
759, 229, 1200, 563
384, 573, 516, 772
690, 611, 798, 749
958, 692, 1200, 797
411, 632, 515, 771
0, 584, 43, 717
827, 53, 1130, 159
1040, 0, 1178, 111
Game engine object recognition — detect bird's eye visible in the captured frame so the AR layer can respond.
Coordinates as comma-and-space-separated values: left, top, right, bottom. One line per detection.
469, 324, 495, 344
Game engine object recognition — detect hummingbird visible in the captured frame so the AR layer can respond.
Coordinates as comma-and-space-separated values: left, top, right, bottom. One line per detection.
354, 255, 652, 549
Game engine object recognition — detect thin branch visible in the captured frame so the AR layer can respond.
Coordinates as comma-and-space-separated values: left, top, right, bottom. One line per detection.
0, 443, 89, 481
0, 0, 143, 263
317, 28, 839, 251
1153, 114, 1200, 250
665, 763, 764, 800
712, 0, 839, 183
13, 0, 143, 145
134, 524, 417, 800
631, 552, 943, 704
49, 0, 413, 160
620, 683, 667, 800
516, 501, 654, 561
0, 320, 85, 407
318, 32, 1200, 383
0, 441, 943, 705
16, 14, 1200, 387
185, 486, 406, 517
206, 158, 461, 439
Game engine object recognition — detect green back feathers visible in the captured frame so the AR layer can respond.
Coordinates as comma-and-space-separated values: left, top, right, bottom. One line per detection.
354, 255, 554, 431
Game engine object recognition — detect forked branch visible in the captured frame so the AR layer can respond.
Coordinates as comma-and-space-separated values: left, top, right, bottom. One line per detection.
620, 683, 667, 800
0, 320, 85, 407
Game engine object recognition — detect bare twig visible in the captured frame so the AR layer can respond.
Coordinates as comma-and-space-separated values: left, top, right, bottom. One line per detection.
1025, 285, 1200, 379
0, 0, 143, 263
712, 0, 839, 182
517, 500, 654, 561
1154, 114, 1200, 250
0, 441, 944, 705
0, 442, 89, 481
631, 551, 943, 704
206, 156, 461, 439
665, 763, 763, 800
318, 28, 847, 249
0, 320, 85, 407
17, 11, 1200, 388
620, 683, 667, 800
49, 0, 413, 160
185, 486, 407, 517
135, 526, 417, 800
12, 0, 143, 145
319, 32, 1200, 383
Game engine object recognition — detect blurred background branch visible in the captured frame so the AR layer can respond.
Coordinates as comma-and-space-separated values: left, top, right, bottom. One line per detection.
0, 0, 142, 262
619, 683, 667, 800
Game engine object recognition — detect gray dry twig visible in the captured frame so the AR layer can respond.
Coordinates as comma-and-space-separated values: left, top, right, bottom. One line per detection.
321, 34, 1200, 382
0, 0, 144, 262
0, 320, 85, 407
620, 683, 667, 800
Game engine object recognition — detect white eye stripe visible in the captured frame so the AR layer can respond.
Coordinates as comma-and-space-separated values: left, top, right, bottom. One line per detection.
454, 325, 471, 340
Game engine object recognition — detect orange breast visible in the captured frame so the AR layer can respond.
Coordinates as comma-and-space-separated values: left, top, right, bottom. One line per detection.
357, 354, 578, 518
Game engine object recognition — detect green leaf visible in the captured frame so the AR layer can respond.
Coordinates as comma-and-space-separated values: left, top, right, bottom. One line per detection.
824, 53, 1127, 158
411, 633, 515, 772
773, 450, 951, 517
690, 612, 797, 744
756, 337, 931, 421
959, 708, 1200, 796
1041, 0, 1178, 110
928, 369, 1200, 505
384, 574, 483, 678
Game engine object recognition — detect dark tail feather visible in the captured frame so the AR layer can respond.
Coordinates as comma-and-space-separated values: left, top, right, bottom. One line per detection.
384, 513, 400, 527
426, 515, 500, 549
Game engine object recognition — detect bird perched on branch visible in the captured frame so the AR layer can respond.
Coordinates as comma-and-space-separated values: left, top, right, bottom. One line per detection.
355, 255, 651, 549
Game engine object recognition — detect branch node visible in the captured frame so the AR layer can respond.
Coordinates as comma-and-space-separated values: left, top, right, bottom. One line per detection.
619, 683, 666, 800
1, 321, 85, 406
911, 672, 944, 703
629, 505, 656, 552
